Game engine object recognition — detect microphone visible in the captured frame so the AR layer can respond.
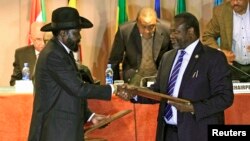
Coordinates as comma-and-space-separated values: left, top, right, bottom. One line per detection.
230, 65, 250, 78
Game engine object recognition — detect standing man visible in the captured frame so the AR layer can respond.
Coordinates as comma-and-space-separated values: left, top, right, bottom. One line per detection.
28, 7, 127, 141
202, 0, 250, 82
120, 12, 234, 141
108, 7, 172, 86
10, 22, 46, 86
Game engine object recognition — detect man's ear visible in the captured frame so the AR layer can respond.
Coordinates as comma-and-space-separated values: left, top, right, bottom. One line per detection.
187, 27, 195, 39
59, 30, 66, 37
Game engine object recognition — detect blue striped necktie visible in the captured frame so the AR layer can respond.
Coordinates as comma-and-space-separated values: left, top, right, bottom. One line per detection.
164, 50, 186, 120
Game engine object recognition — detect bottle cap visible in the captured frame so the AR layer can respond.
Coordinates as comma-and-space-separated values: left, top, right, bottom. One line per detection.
107, 64, 111, 68
24, 63, 28, 67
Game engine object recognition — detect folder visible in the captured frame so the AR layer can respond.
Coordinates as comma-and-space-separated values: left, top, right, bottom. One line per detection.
134, 87, 190, 104
84, 109, 132, 135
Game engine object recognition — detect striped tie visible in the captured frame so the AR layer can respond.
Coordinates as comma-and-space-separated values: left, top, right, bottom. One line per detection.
165, 50, 186, 120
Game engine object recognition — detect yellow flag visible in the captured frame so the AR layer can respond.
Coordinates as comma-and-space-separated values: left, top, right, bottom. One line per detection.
68, 0, 76, 8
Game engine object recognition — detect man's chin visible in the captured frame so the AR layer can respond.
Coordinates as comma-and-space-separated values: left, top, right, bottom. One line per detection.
172, 44, 180, 49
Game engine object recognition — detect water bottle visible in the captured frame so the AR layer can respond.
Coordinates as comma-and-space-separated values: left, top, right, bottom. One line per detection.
105, 64, 113, 84
22, 62, 30, 80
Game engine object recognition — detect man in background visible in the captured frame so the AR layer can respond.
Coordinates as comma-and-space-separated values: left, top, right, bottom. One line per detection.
202, 0, 250, 82
108, 7, 172, 86
10, 22, 46, 86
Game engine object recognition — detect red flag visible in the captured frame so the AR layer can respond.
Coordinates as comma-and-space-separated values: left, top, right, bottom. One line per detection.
29, 0, 40, 44
68, 0, 83, 62
29, 0, 47, 44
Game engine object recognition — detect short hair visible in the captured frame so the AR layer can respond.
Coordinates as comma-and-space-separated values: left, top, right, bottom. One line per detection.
174, 12, 200, 37
136, 7, 157, 21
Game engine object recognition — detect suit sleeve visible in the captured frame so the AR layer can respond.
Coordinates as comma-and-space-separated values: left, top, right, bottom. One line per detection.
10, 50, 22, 86
202, 6, 221, 49
47, 52, 112, 100
108, 27, 126, 80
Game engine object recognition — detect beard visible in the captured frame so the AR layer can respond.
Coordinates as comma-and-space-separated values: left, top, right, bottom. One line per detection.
66, 37, 80, 52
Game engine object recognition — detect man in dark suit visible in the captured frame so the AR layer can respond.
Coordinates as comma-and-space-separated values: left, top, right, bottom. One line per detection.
28, 7, 127, 141
120, 12, 234, 141
10, 22, 46, 86
108, 7, 172, 86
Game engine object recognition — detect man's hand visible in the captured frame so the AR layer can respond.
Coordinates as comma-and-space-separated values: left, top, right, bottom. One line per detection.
91, 114, 110, 128
220, 49, 235, 65
168, 101, 194, 113
115, 84, 138, 101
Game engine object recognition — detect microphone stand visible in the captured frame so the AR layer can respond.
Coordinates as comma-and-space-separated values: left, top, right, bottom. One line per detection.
230, 65, 250, 77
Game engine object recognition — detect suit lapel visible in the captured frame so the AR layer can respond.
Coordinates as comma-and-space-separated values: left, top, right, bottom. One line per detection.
179, 42, 203, 96
153, 28, 164, 61
27, 46, 37, 75
162, 50, 178, 93
131, 25, 142, 66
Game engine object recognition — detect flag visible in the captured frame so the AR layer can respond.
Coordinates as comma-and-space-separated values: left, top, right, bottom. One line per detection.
214, 0, 223, 46
214, 0, 223, 6
175, 0, 186, 15
29, 0, 47, 44
118, 0, 128, 25
154, 0, 161, 18
116, 0, 128, 32
68, 0, 83, 62
68, 0, 76, 8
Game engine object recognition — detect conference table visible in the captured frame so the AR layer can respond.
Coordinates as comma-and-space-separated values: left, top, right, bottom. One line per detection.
0, 87, 249, 141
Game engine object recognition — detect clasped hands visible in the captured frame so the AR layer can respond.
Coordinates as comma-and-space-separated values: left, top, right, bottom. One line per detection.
114, 84, 138, 101
113, 84, 194, 113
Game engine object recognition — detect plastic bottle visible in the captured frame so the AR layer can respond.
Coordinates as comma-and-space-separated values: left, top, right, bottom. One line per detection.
22, 63, 30, 80
105, 64, 113, 85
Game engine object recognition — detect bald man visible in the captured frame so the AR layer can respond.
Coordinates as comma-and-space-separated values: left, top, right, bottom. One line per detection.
10, 22, 46, 86
108, 7, 172, 86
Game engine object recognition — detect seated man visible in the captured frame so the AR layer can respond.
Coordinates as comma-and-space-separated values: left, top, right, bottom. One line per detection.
9, 22, 46, 86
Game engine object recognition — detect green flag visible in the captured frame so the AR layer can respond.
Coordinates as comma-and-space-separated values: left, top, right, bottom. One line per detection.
176, 0, 186, 15
118, 0, 128, 25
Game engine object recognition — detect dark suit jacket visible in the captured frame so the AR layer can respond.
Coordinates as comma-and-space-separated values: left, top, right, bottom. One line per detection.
10, 45, 36, 86
108, 20, 172, 82
28, 38, 112, 141
137, 41, 234, 141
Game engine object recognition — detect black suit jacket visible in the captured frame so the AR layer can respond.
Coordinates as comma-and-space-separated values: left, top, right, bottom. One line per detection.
108, 20, 172, 82
10, 45, 36, 86
136, 41, 234, 141
28, 38, 112, 141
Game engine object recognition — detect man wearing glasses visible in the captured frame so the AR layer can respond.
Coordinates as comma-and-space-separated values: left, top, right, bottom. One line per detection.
108, 7, 172, 86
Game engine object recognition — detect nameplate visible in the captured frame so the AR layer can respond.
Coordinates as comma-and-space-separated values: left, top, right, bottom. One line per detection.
233, 82, 250, 94
15, 80, 34, 93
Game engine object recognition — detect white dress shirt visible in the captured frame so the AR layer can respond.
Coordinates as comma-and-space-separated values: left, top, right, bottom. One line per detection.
165, 39, 199, 125
232, 3, 250, 65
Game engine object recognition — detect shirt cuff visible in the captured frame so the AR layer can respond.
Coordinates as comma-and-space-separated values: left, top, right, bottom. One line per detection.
110, 84, 117, 95
87, 113, 95, 122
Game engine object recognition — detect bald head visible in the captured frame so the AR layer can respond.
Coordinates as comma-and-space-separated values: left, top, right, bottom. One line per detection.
30, 22, 46, 52
136, 7, 157, 39
137, 7, 157, 23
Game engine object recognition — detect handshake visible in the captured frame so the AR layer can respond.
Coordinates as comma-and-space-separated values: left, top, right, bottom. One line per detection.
113, 84, 138, 101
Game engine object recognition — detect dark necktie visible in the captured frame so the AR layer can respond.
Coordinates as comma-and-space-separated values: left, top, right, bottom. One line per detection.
164, 50, 186, 120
